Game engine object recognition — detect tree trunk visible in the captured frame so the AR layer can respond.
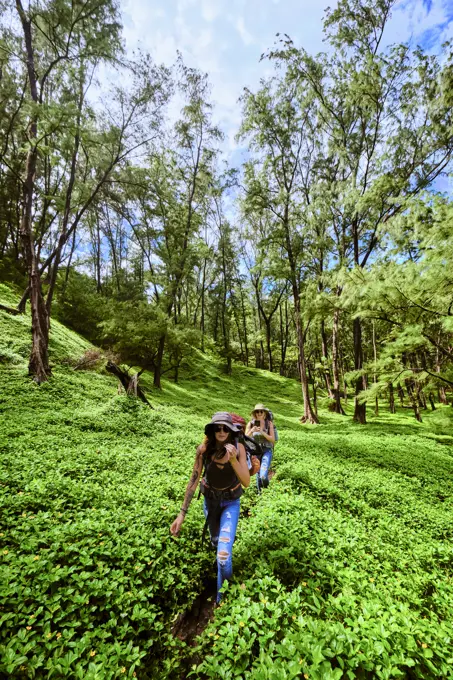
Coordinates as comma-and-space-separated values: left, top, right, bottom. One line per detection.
46, 71, 84, 314
428, 392, 436, 411
389, 382, 396, 414
16, 0, 51, 383
402, 354, 422, 422
279, 299, 289, 376
238, 278, 249, 366
259, 337, 265, 370
253, 310, 259, 369
106, 362, 152, 407
320, 320, 334, 397
406, 380, 422, 422
28, 271, 50, 383
331, 307, 346, 414
60, 229, 77, 299
105, 208, 121, 294
372, 320, 379, 416
256, 311, 264, 369
265, 318, 273, 372
438, 386, 447, 405
213, 303, 218, 343
412, 353, 427, 410
200, 258, 207, 352
220, 246, 232, 376
294, 290, 318, 424
353, 316, 366, 424
309, 362, 318, 416
94, 214, 102, 292
436, 346, 448, 404
419, 389, 427, 410
153, 335, 165, 388
17, 286, 29, 314
231, 296, 245, 364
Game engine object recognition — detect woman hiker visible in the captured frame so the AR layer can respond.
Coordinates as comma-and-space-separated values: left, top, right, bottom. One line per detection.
245, 404, 275, 492
170, 412, 250, 603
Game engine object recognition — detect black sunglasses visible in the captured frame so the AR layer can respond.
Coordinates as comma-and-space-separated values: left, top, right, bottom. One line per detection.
214, 425, 231, 433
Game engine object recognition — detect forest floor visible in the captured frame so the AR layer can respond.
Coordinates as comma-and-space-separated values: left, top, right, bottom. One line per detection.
1, 281, 453, 680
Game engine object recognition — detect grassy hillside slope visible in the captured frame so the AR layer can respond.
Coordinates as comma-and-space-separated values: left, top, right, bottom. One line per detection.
1, 283, 453, 680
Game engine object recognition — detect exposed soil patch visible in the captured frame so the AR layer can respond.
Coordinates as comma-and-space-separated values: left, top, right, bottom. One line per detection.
172, 574, 217, 645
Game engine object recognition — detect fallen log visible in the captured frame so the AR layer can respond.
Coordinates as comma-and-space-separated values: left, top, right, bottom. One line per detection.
105, 361, 153, 408
74, 350, 103, 371
0, 303, 22, 315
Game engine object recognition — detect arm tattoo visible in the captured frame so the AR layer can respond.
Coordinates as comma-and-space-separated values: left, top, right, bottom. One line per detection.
180, 453, 202, 515
189, 468, 199, 487
181, 487, 195, 515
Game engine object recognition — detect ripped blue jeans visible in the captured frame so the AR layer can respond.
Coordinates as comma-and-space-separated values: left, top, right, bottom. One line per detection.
256, 448, 273, 492
203, 497, 240, 603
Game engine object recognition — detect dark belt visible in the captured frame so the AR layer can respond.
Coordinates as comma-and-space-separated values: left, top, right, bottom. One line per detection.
200, 479, 242, 500
199, 481, 242, 546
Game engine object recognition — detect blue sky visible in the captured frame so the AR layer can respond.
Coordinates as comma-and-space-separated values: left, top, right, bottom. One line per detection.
120, 0, 453, 191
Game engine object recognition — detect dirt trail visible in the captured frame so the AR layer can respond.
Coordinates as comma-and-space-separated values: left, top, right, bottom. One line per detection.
172, 575, 216, 645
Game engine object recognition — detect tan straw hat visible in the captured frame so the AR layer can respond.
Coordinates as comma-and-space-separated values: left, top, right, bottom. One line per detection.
251, 403, 270, 417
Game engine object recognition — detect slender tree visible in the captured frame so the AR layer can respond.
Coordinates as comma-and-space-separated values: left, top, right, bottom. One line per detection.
239, 71, 319, 422
270, 0, 453, 422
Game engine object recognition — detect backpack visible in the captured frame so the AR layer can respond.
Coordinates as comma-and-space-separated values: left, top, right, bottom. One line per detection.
229, 412, 262, 474
266, 410, 279, 443
237, 433, 262, 473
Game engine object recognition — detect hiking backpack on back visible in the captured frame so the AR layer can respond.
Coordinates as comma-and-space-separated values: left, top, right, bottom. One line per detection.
239, 433, 263, 472
267, 409, 279, 443
229, 412, 262, 474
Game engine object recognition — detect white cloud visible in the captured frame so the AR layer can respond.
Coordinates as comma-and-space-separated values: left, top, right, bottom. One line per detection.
198, 27, 214, 50
383, 0, 449, 49
176, 0, 197, 12
235, 16, 254, 46
148, 31, 179, 65
201, 0, 221, 23
118, 0, 453, 166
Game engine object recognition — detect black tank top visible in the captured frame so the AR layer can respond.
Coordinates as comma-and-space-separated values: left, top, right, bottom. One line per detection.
205, 448, 239, 490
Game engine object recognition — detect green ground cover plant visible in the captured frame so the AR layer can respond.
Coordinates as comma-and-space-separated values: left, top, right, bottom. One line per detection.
1, 286, 453, 679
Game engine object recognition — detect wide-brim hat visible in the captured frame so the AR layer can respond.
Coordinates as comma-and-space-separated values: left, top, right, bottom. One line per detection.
251, 403, 270, 417
204, 411, 241, 435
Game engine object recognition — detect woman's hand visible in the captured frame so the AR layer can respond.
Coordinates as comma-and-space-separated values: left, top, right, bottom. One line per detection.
224, 443, 239, 463
170, 513, 185, 536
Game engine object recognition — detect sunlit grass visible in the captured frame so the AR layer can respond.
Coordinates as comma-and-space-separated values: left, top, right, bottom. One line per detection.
1, 282, 453, 678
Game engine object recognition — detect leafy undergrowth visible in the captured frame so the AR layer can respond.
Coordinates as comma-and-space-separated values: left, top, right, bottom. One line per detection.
1, 285, 453, 679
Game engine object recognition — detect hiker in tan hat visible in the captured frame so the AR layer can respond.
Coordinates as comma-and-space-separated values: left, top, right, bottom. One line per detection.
170, 412, 250, 603
246, 404, 275, 492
